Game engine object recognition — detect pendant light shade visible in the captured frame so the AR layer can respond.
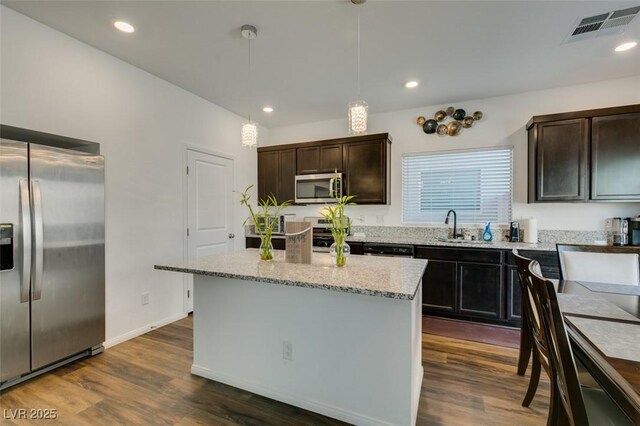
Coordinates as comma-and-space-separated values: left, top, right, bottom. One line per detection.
348, 100, 368, 135
241, 122, 258, 148
348, 4, 367, 135
241, 24, 258, 148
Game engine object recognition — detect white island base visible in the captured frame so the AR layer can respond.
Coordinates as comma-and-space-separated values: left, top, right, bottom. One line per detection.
191, 275, 423, 426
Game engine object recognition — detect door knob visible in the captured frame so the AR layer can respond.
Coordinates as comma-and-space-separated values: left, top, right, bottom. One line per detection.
228, 233, 235, 239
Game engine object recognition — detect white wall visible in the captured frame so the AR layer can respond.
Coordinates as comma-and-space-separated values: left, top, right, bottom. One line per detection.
267, 76, 640, 230
0, 7, 260, 344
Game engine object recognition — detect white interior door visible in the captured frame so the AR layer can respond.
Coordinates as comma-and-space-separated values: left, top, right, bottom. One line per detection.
186, 149, 234, 312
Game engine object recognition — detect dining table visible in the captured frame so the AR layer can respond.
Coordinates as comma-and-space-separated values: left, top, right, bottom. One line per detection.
556, 279, 640, 424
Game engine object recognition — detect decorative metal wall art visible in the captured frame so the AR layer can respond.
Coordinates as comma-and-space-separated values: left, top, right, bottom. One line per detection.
417, 107, 483, 137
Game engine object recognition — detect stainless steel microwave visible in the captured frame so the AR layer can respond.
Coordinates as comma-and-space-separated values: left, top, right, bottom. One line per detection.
295, 173, 342, 204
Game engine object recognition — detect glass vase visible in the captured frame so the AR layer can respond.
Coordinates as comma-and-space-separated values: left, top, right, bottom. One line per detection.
259, 236, 274, 261
330, 242, 351, 267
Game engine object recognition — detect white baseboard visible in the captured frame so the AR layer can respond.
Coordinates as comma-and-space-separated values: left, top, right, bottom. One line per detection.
191, 364, 411, 426
103, 313, 188, 349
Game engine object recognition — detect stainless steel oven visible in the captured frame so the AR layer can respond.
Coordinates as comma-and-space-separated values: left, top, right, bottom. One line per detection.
295, 173, 342, 204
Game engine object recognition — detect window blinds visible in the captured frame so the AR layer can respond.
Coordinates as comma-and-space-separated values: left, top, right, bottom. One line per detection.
402, 147, 513, 224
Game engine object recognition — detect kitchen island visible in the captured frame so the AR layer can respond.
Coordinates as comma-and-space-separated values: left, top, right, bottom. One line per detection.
155, 249, 427, 426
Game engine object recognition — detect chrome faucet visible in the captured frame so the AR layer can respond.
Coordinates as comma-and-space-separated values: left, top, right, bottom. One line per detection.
445, 210, 460, 239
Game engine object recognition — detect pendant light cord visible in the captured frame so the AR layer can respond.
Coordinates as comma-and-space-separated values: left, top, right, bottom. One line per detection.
247, 34, 252, 122
357, 8, 361, 100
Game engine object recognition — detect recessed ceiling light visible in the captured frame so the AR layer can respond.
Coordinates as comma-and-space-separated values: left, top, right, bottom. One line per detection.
113, 21, 135, 33
405, 81, 419, 89
262, 106, 274, 113
615, 41, 637, 52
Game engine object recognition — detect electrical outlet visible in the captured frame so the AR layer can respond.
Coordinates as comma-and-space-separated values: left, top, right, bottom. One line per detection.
283, 341, 293, 361
141, 292, 149, 305
605, 218, 613, 231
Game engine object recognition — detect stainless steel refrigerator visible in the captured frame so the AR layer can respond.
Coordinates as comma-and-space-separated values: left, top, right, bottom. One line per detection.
0, 139, 105, 387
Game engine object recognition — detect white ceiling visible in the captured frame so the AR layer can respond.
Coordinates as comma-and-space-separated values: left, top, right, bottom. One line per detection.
3, 1, 640, 128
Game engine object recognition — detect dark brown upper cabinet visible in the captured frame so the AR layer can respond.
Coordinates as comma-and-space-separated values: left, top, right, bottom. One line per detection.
258, 133, 391, 205
257, 148, 296, 203
343, 137, 390, 204
591, 112, 640, 201
529, 118, 589, 202
296, 144, 342, 175
527, 104, 640, 203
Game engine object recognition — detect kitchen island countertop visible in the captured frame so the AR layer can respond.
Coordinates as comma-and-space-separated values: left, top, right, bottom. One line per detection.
155, 248, 427, 300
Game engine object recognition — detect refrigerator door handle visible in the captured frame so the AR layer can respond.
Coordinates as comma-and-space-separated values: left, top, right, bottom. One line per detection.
19, 179, 32, 303
31, 180, 44, 301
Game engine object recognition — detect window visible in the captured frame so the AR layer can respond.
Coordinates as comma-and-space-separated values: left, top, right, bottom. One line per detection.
402, 147, 513, 224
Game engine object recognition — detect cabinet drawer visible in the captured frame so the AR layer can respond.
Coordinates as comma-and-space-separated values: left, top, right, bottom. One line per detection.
415, 246, 503, 264
505, 249, 559, 270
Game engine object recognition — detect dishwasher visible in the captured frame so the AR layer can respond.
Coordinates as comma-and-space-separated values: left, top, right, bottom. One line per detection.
363, 243, 415, 257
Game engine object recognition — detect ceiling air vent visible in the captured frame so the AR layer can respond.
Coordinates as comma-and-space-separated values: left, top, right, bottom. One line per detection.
563, 5, 640, 44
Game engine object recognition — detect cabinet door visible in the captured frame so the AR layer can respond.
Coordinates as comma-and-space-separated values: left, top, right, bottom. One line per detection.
297, 146, 320, 175
421, 260, 457, 312
257, 151, 279, 202
458, 262, 503, 319
534, 119, 589, 202
297, 144, 343, 175
343, 139, 388, 204
278, 149, 296, 203
319, 144, 343, 173
505, 265, 522, 322
591, 113, 640, 200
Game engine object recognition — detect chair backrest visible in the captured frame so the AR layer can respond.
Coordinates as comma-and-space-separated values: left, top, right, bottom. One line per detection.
557, 244, 640, 285
513, 250, 549, 370
528, 263, 589, 426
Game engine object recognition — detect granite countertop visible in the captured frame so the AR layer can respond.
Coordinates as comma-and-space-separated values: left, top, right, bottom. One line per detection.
246, 233, 557, 251
155, 249, 427, 300
344, 235, 558, 251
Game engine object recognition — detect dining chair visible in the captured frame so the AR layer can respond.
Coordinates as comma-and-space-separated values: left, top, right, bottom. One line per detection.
513, 250, 548, 406
527, 264, 631, 426
557, 244, 640, 285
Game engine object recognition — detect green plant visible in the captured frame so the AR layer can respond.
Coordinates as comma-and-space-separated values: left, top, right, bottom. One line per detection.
320, 191, 356, 267
238, 185, 291, 260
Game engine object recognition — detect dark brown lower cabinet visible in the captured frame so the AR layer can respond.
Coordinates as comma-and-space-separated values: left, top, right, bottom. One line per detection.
504, 250, 560, 325
422, 260, 457, 312
420, 246, 559, 327
458, 262, 503, 319
505, 265, 522, 322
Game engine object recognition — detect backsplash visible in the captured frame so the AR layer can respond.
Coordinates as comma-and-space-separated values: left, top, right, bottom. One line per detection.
245, 223, 609, 245
350, 225, 608, 245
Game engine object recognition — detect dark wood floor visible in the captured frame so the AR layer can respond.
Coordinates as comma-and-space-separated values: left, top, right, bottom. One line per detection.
0, 316, 549, 425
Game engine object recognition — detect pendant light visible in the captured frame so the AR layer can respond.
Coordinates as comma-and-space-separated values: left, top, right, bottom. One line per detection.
241, 24, 258, 148
348, 1, 367, 135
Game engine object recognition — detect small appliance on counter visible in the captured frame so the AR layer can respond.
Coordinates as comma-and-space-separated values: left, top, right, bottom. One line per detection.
509, 221, 520, 242
627, 216, 640, 246
609, 217, 629, 246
